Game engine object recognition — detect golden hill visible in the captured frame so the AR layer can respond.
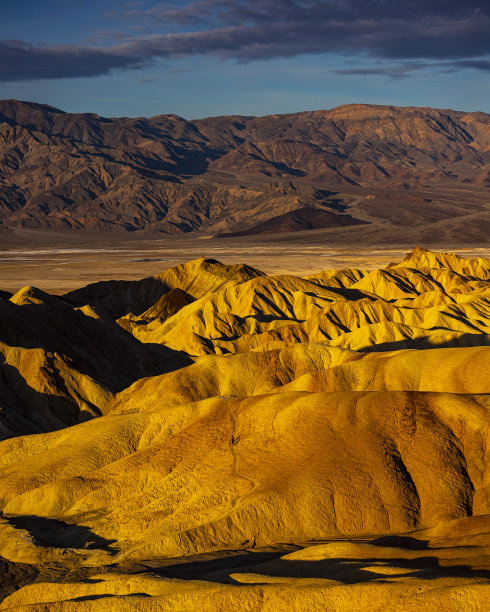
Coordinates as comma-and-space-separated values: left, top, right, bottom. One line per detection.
116, 249, 490, 356
0, 248, 489, 609
64, 257, 263, 318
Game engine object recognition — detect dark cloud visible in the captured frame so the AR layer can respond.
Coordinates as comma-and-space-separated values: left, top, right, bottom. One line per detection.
449, 59, 490, 72
0, 39, 148, 81
332, 64, 427, 79
332, 58, 490, 78
125, 1, 488, 28
1, 1, 489, 82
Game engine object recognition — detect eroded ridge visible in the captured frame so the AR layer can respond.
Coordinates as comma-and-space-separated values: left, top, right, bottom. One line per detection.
0, 248, 489, 609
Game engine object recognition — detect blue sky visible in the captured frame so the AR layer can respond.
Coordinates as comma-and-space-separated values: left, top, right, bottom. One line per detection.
0, 1, 489, 118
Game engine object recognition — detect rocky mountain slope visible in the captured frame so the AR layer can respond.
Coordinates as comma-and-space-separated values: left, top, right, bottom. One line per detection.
0, 249, 489, 608
0, 100, 489, 241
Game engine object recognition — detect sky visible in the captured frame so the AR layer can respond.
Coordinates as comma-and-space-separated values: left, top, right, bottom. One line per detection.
0, 0, 489, 118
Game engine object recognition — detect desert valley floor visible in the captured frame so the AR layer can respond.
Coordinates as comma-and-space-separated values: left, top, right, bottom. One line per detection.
0, 243, 489, 610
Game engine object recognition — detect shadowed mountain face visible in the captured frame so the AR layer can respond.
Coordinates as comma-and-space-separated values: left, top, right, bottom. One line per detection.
215, 207, 368, 237
0, 100, 489, 240
0, 249, 489, 609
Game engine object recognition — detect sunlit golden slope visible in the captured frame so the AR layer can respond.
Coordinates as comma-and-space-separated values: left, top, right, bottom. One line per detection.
108, 344, 490, 417
0, 248, 489, 609
1, 388, 489, 561
118, 248, 490, 356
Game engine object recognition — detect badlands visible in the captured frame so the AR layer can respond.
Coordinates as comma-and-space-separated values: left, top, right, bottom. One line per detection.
0, 247, 489, 610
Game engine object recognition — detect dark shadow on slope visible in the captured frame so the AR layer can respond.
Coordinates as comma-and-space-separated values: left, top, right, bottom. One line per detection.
370, 535, 429, 549
63, 276, 172, 319
0, 297, 192, 396
72, 593, 151, 601
216, 207, 368, 238
314, 190, 348, 213
358, 332, 490, 353
0, 335, 191, 439
143, 343, 193, 369
5, 515, 118, 555
0, 356, 90, 439
0, 556, 39, 603
303, 287, 372, 301
222, 556, 490, 585
145, 551, 286, 581
139, 540, 490, 585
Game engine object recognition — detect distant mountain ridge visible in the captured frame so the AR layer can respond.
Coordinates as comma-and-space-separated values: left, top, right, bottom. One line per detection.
0, 100, 489, 239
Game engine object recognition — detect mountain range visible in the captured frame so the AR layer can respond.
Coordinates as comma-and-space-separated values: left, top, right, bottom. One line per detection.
0, 100, 489, 242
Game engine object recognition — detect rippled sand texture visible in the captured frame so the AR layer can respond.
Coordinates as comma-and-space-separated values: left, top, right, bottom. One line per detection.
0, 247, 489, 610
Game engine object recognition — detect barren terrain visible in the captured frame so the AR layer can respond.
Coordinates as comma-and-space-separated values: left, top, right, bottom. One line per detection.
0, 101, 489, 244
0, 247, 489, 610
0, 97, 489, 611
1, 231, 489, 295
